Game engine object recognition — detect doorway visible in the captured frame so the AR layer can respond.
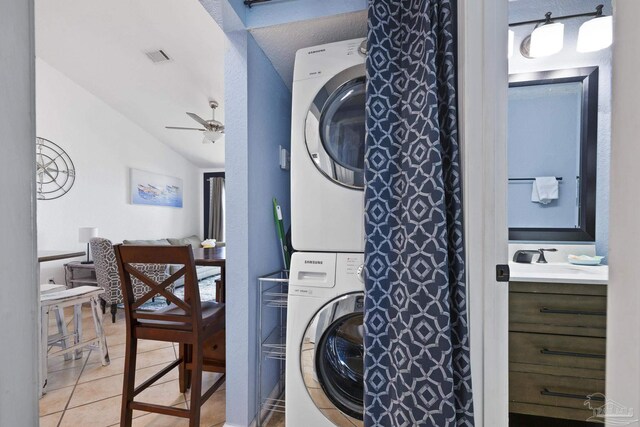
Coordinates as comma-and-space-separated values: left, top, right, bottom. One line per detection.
506, 1, 612, 425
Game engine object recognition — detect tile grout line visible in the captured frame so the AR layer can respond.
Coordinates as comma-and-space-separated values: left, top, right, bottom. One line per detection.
72, 363, 181, 395
47, 342, 173, 375
55, 348, 92, 427
50, 356, 186, 418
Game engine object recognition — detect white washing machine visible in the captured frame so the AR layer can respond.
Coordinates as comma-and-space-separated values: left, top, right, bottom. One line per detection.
286, 252, 365, 427
291, 38, 367, 253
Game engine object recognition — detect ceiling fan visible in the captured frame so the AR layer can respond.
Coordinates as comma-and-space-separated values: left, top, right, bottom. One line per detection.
166, 100, 225, 144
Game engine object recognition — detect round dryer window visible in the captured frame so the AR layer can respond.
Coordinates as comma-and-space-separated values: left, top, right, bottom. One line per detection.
301, 292, 365, 426
305, 64, 366, 190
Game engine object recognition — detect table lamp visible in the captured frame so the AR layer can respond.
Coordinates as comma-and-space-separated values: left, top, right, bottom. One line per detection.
79, 227, 99, 264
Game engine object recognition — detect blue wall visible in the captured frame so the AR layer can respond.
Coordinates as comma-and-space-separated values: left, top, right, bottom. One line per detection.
243, 0, 366, 29
247, 32, 292, 420
211, 0, 366, 30
509, 0, 612, 257
223, 26, 252, 427
223, 26, 292, 427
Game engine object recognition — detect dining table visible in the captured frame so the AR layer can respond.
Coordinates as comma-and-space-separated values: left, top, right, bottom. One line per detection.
183, 246, 226, 385
37, 250, 86, 263
192, 246, 226, 303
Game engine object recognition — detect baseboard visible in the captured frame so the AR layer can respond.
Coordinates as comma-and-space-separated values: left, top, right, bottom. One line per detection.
223, 421, 257, 427
224, 382, 282, 427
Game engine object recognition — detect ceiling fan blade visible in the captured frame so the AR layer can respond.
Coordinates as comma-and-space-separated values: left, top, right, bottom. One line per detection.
165, 126, 206, 131
186, 112, 210, 128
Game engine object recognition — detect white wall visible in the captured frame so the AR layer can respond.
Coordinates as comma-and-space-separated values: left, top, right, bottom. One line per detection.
0, 0, 39, 424
606, 1, 640, 425
36, 58, 201, 284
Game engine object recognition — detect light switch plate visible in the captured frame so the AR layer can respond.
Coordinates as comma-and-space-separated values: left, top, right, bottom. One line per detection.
279, 145, 290, 171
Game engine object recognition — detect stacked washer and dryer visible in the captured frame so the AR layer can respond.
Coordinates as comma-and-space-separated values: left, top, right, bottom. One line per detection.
286, 38, 367, 427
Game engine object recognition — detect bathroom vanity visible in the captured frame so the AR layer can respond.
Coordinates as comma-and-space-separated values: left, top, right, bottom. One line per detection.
508, 263, 608, 423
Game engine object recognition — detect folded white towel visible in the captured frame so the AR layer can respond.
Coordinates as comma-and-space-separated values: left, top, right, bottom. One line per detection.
531, 177, 559, 205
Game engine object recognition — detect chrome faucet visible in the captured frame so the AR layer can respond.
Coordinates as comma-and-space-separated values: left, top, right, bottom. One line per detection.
513, 248, 558, 264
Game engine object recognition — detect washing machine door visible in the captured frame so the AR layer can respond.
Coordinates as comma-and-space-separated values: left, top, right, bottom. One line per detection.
305, 64, 366, 190
301, 292, 364, 426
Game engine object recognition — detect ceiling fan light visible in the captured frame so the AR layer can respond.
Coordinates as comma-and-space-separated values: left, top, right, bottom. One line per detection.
203, 130, 224, 143
508, 29, 515, 59
577, 15, 613, 53
530, 22, 564, 57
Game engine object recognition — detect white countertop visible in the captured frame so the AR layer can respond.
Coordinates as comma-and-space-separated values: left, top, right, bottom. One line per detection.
509, 262, 608, 285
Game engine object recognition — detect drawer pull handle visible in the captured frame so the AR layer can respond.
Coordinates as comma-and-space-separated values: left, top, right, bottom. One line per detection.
540, 348, 605, 359
540, 307, 606, 316
540, 388, 605, 401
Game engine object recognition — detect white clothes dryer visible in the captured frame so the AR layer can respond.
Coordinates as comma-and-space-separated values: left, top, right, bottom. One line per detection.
291, 38, 367, 253
285, 251, 365, 427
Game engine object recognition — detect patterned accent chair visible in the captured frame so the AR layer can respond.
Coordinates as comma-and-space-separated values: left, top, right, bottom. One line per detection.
90, 237, 171, 322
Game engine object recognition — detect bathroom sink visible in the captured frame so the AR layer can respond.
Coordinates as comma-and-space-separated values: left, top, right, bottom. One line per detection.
509, 262, 608, 284
515, 263, 600, 273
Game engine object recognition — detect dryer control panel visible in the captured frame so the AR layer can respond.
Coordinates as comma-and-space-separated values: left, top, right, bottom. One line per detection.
293, 38, 366, 82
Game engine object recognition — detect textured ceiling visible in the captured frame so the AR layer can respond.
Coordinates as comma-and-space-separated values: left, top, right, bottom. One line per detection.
250, 10, 368, 89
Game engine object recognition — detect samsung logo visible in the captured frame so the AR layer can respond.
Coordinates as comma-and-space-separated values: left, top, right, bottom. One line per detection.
307, 49, 326, 55
304, 260, 323, 264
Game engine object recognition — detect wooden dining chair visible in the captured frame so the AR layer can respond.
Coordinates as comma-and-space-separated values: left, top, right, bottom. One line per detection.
114, 244, 225, 427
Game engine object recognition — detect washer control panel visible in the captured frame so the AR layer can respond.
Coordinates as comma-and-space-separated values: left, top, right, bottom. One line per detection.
290, 253, 364, 297
336, 253, 365, 290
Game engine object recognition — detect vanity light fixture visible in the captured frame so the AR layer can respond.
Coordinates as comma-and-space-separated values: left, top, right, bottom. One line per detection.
509, 5, 610, 59
577, 5, 613, 53
529, 13, 564, 58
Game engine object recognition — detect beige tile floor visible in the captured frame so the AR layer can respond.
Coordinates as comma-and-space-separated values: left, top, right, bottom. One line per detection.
40, 306, 227, 427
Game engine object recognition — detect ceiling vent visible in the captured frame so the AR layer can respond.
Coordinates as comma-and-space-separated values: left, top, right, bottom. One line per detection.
145, 49, 171, 64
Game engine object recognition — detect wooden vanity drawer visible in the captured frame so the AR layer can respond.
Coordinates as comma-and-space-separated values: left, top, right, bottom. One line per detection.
510, 332, 605, 372
510, 292, 606, 336
510, 371, 604, 411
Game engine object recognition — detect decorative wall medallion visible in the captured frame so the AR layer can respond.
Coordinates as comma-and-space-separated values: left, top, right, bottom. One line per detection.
36, 137, 76, 200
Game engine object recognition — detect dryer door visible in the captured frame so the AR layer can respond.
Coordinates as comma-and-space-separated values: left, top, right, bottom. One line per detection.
305, 64, 366, 190
301, 292, 364, 426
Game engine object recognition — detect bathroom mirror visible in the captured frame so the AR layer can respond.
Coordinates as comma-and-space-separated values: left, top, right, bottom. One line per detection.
508, 67, 598, 241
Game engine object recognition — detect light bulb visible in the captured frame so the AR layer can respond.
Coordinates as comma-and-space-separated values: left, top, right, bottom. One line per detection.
204, 130, 223, 143
577, 16, 613, 53
530, 22, 564, 57
508, 29, 515, 59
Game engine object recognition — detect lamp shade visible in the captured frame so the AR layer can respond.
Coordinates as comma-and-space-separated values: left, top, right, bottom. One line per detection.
79, 227, 98, 243
530, 22, 564, 57
577, 16, 613, 53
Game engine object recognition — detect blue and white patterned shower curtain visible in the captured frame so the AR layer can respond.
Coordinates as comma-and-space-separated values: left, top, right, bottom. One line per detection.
363, 0, 474, 426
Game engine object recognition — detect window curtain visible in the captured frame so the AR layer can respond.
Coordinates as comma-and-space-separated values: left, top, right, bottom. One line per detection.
363, 1, 474, 426
208, 177, 225, 241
